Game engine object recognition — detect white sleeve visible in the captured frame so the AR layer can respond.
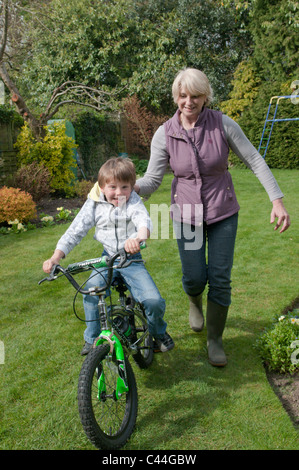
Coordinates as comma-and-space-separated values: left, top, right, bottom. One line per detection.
56, 198, 96, 256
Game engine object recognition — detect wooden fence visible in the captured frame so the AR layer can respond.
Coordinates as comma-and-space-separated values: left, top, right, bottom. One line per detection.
0, 122, 18, 185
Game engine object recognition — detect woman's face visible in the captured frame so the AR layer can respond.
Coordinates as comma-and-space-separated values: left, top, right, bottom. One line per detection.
177, 88, 206, 122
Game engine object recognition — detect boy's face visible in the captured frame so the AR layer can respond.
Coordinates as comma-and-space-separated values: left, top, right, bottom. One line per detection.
100, 179, 132, 207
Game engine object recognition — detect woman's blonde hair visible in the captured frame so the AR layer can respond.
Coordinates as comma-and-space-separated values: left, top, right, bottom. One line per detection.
98, 157, 136, 188
172, 68, 213, 106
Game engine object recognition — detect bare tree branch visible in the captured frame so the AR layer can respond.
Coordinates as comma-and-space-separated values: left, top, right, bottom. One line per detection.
44, 81, 125, 117
47, 99, 119, 121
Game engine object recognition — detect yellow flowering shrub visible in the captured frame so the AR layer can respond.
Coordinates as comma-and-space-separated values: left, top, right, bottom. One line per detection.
14, 121, 76, 193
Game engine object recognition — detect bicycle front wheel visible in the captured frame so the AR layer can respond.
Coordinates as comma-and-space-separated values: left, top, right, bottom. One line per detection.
78, 344, 138, 450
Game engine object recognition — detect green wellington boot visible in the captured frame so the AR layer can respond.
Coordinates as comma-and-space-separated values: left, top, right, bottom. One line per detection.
206, 299, 228, 367
188, 294, 204, 332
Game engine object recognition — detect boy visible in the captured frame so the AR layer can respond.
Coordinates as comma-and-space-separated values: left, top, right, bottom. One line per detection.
43, 157, 174, 355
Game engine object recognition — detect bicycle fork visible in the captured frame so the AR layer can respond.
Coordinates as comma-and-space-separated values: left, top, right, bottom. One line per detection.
94, 295, 129, 401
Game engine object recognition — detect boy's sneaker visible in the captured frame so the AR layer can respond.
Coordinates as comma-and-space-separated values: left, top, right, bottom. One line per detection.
80, 341, 93, 356
154, 332, 174, 353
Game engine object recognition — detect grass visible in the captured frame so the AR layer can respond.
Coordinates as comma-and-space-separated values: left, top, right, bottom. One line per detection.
0, 168, 298, 450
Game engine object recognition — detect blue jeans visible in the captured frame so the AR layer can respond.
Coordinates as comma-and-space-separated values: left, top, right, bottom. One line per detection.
176, 213, 238, 307
82, 252, 166, 344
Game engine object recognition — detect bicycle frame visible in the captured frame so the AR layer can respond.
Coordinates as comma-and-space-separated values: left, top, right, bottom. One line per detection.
96, 333, 129, 399
39, 244, 146, 402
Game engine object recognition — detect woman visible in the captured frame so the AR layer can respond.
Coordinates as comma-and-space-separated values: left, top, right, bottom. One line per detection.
135, 68, 290, 367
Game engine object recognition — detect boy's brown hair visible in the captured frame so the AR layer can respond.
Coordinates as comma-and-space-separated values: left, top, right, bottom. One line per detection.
98, 157, 136, 188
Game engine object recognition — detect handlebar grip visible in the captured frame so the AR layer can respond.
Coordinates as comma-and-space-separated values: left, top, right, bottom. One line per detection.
66, 255, 109, 273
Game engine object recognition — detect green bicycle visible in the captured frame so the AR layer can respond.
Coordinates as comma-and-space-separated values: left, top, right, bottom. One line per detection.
39, 244, 154, 449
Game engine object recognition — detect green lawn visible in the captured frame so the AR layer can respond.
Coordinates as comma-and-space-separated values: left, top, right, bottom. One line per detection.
0, 168, 298, 450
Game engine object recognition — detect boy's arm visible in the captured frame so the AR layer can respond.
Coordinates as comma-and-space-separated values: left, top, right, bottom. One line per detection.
42, 198, 96, 273
125, 193, 152, 254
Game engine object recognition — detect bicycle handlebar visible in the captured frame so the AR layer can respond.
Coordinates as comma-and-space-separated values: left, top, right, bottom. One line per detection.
38, 242, 146, 295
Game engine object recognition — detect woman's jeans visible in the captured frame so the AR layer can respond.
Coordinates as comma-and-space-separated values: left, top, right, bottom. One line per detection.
175, 213, 238, 307
82, 252, 166, 344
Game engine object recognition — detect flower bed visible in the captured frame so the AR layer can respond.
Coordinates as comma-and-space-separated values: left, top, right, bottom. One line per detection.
0, 196, 83, 234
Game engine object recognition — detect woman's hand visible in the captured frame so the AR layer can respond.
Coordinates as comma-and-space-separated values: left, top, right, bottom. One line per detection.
270, 198, 290, 233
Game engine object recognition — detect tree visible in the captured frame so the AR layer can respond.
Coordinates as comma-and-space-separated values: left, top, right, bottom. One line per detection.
1, 0, 255, 141
5, 0, 253, 119
0, 0, 123, 139
220, 59, 261, 120
127, 0, 253, 112
220, 0, 299, 168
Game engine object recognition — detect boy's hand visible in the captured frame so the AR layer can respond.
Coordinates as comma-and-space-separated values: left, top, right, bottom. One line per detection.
43, 259, 55, 274
125, 228, 149, 254
43, 249, 65, 273
124, 238, 143, 254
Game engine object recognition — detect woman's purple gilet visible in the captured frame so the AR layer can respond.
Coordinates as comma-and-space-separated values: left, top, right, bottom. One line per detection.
164, 107, 240, 225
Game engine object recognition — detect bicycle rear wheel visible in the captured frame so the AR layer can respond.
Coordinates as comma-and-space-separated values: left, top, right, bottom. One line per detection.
131, 303, 154, 369
78, 344, 138, 450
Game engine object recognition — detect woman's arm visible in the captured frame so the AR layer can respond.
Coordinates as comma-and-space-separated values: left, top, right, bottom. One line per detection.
135, 126, 169, 195
223, 115, 290, 232
222, 115, 284, 202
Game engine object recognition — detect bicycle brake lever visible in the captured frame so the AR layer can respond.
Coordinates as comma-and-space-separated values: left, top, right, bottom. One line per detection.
116, 248, 127, 268
123, 259, 144, 268
38, 264, 62, 285
115, 250, 145, 269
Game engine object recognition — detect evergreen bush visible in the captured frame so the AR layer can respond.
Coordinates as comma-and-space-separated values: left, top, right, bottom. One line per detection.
14, 121, 76, 193
73, 112, 119, 179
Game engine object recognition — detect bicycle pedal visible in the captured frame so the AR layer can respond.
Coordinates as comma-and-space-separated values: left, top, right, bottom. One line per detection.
153, 341, 162, 353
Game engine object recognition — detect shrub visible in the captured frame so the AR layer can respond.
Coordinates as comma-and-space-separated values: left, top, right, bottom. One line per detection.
73, 180, 95, 200
12, 162, 51, 202
130, 157, 148, 176
122, 95, 167, 157
0, 186, 37, 223
14, 121, 76, 193
255, 310, 299, 374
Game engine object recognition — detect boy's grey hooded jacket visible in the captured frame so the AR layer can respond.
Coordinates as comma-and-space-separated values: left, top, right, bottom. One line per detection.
56, 190, 152, 257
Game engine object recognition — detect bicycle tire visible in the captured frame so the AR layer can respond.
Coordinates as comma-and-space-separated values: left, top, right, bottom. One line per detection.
78, 343, 138, 450
131, 304, 154, 369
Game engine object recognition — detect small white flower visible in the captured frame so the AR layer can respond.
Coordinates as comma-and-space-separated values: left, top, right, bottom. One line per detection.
278, 315, 285, 322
